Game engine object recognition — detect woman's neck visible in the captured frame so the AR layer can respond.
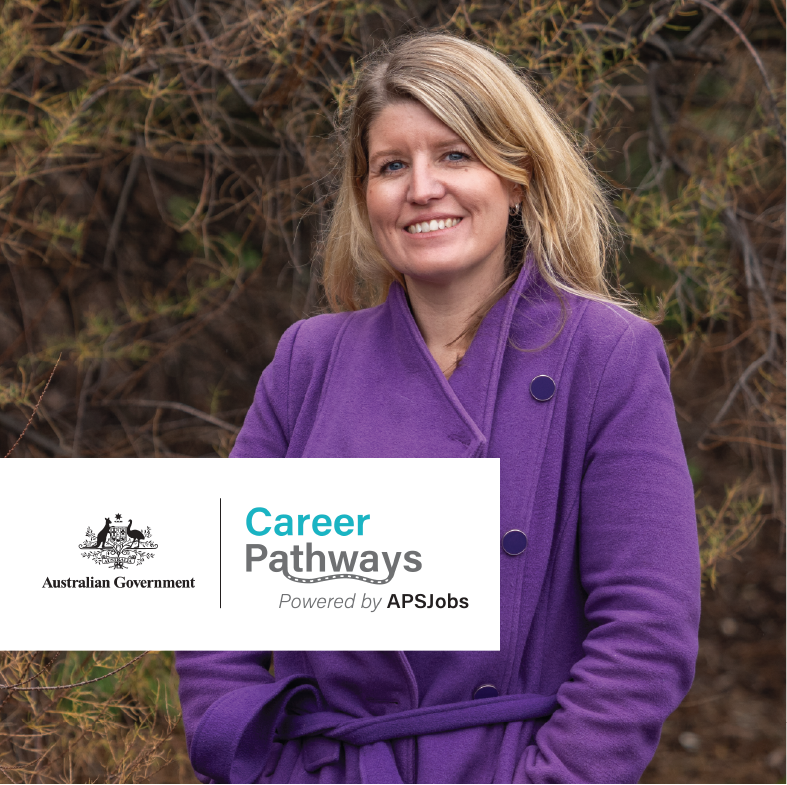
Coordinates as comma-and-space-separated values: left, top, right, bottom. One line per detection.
404, 264, 506, 379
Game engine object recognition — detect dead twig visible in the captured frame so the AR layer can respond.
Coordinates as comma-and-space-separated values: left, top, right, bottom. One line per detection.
3, 356, 62, 458
103, 137, 144, 271
0, 652, 149, 692
99, 398, 240, 433
688, 0, 785, 148
699, 208, 782, 448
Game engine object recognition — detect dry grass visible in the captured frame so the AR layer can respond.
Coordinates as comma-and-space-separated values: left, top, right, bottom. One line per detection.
0, 651, 192, 783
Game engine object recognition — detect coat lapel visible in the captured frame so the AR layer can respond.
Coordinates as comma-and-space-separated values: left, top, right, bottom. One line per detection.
301, 283, 482, 458
447, 257, 539, 453
302, 259, 540, 459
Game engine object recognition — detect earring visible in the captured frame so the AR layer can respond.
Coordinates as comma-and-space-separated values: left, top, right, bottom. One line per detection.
509, 202, 521, 216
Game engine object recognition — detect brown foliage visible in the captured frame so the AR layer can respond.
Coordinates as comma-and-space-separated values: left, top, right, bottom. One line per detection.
0, 651, 191, 783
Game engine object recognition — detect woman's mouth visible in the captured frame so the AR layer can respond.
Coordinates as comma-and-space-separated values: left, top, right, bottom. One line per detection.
405, 218, 463, 234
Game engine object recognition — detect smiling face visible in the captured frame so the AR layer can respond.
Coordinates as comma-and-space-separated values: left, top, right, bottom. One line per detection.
364, 100, 519, 295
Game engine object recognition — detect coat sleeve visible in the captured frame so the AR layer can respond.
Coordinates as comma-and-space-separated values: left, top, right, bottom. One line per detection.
518, 319, 701, 784
176, 652, 322, 783
176, 651, 272, 783
177, 323, 306, 783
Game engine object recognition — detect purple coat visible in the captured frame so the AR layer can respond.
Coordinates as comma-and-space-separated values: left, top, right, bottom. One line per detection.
176, 260, 701, 783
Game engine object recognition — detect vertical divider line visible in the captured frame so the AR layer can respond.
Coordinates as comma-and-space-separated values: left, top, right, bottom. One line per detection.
219, 498, 222, 609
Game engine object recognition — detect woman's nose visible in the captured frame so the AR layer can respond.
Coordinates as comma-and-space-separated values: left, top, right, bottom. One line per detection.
407, 158, 445, 203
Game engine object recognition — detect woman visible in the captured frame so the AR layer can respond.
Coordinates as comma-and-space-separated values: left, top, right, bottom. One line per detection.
177, 33, 700, 784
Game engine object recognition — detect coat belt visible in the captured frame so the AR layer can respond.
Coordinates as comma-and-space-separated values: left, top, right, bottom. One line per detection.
273, 692, 559, 783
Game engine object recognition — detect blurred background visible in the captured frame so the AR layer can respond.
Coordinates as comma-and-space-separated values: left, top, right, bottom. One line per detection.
0, 0, 783, 782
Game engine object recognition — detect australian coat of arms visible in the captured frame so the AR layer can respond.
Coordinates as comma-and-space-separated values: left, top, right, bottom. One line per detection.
79, 514, 158, 569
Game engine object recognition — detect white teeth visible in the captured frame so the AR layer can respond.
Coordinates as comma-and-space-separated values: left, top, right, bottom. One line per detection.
406, 218, 462, 233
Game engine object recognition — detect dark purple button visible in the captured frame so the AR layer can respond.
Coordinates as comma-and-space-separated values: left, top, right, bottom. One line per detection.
474, 684, 499, 699
502, 529, 528, 555
530, 375, 555, 402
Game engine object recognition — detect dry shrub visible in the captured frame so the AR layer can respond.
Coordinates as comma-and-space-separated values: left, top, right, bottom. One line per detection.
697, 477, 767, 589
0, 651, 191, 783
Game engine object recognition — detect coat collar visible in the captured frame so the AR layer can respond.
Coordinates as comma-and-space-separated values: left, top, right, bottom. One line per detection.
301, 255, 547, 459
385, 256, 540, 456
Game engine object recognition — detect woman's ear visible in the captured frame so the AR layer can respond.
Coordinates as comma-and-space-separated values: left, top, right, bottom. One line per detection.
509, 182, 524, 211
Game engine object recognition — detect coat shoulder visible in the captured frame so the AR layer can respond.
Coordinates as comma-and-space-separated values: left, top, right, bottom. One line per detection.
287, 305, 385, 361
284, 306, 385, 393
514, 279, 666, 367
565, 293, 666, 361
561, 294, 672, 398
287, 310, 350, 357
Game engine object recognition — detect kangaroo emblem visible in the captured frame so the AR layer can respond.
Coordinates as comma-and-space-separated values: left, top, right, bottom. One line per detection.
95, 517, 112, 549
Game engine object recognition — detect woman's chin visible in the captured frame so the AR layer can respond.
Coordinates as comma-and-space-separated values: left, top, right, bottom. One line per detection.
401, 265, 476, 289
397, 256, 504, 292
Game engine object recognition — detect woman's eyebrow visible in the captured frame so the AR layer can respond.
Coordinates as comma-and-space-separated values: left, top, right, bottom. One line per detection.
369, 138, 469, 164
369, 149, 402, 164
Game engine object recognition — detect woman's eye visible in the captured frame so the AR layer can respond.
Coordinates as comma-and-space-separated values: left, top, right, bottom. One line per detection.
378, 151, 469, 173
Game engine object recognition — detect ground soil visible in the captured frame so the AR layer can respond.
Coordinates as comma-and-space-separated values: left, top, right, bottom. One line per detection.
642, 519, 786, 784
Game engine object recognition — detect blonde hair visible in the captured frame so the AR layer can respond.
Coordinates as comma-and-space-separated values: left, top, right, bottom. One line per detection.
322, 32, 632, 321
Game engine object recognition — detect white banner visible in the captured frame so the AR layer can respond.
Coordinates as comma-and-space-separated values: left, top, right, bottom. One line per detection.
3, 458, 500, 650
